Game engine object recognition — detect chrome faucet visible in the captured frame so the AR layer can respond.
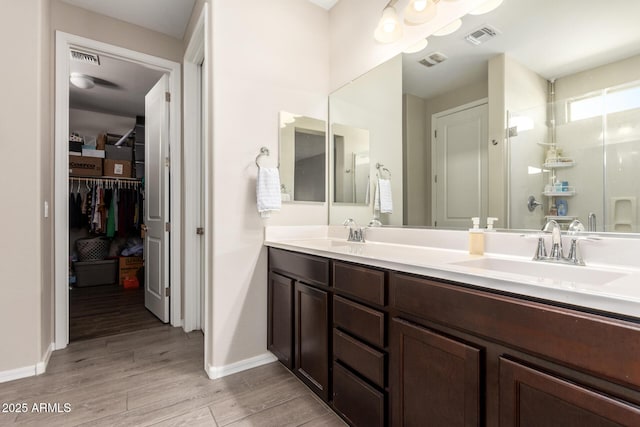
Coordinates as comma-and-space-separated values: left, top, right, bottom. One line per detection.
588, 212, 596, 232
543, 219, 564, 260
343, 218, 366, 243
533, 219, 585, 265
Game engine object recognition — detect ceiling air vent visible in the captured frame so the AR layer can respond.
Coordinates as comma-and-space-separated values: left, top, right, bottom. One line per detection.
465, 25, 501, 45
69, 49, 100, 65
418, 52, 448, 68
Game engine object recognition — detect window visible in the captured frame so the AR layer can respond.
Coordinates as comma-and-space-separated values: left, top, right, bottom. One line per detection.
568, 84, 640, 122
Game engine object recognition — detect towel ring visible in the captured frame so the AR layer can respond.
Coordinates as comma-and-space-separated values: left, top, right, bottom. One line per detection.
255, 147, 270, 167
375, 162, 391, 178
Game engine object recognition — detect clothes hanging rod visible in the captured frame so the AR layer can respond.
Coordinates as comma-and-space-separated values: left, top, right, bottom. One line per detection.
69, 176, 141, 182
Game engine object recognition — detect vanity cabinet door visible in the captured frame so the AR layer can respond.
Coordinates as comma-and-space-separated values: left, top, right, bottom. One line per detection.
267, 272, 293, 369
390, 318, 481, 427
295, 282, 330, 401
499, 357, 640, 427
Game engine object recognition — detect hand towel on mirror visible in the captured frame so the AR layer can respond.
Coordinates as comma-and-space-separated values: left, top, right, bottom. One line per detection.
257, 167, 282, 218
375, 178, 393, 214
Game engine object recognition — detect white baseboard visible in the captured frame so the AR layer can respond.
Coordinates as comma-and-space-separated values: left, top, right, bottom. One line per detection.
206, 351, 278, 380
0, 365, 36, 384
35, 342, 54, 375
0, 342, 55, 383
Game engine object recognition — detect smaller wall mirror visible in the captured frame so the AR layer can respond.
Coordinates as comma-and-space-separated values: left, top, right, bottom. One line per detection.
333, 123, 370, 204
279, 112, 326, 203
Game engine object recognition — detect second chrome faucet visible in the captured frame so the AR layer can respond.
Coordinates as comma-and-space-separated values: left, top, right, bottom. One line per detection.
534, 219, 586, 265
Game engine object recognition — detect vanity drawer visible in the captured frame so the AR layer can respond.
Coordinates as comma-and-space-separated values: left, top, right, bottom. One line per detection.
333, 328, 385, 388
269, 248, 329, 286
333, 362, 385, 427
334, 296, 385, 348
333, 261, 386, 306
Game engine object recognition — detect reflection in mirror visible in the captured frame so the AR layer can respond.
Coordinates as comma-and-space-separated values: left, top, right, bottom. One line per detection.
328, 0, 640, 234
329, 55, 403, 226
333, 124, 370, 204
279, 112, 326, 203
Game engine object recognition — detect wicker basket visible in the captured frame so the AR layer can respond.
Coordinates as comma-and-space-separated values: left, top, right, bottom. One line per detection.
76, 237, 110, 261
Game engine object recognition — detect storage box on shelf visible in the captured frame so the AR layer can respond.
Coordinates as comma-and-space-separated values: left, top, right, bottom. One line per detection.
106, 144, 133, 161
103, 159, 132, 178
69, 156, 103, 177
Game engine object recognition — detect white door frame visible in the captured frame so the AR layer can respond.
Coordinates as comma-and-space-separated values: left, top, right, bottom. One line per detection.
431, 98, 488, 226
183, 5, 209, 334
54, 31, 182, 349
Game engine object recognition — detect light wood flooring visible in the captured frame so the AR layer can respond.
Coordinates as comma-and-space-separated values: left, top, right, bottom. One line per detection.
0, 326, 346, 427
70, 284, 163, 342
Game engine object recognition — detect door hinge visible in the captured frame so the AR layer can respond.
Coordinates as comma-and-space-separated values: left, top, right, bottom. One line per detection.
434, 130, 437, 138
434, 220, 438, 227
434, 175, 438, 183
196, 227, 205, 235
165, 92, 171, 102
165, 287, 170, 297
165, 222, 171, 232
165, 157, 170, 168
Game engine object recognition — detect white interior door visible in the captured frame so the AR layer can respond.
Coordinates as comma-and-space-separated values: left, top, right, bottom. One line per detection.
433, 103, 488, 229
144, 74, 170, 322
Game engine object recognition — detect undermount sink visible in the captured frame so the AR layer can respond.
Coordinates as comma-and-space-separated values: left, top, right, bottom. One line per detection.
451, 258, 628, 286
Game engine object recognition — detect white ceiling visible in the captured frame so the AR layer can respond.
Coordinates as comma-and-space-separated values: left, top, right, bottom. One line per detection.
69, 53, 164, 118
403, 0, 640, 100
308, 0, 339, 10
60, 0, 196, 39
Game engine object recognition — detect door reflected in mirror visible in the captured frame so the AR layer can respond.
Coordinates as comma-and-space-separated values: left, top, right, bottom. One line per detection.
279, 112, 326, 203
333, 123, 370, 204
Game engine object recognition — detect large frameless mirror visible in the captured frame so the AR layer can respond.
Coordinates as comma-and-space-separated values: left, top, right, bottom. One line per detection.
279, 112, 326, 203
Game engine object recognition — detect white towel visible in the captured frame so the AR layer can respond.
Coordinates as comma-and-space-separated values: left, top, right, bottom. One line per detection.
374, 178, 393, 214
257, 167, 282, 218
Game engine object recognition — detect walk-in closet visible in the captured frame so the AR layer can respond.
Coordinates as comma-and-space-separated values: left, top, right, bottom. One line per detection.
67, 52, 165, 341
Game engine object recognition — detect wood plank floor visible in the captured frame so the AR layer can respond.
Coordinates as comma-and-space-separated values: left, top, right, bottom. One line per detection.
0, 326, 346, 427
70, 284, 163, 341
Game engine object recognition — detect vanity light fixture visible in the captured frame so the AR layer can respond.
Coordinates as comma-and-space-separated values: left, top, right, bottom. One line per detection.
374, 3, 403, 43
69, 72, 95, 89
403, 38, 429, 54
468, 0, 504, 15
404, 0, 438, 26
433, 18, 462, 36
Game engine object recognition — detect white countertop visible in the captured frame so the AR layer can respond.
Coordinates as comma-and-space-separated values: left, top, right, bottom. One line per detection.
264, 226, 640, 320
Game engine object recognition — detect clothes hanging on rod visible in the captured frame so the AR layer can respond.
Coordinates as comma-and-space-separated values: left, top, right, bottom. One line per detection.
69, 178, 143, 237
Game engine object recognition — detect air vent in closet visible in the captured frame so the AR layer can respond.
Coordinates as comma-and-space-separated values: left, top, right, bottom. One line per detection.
465, 25, 501, 45
418, 52, 448, 68
69, 49, 100, 65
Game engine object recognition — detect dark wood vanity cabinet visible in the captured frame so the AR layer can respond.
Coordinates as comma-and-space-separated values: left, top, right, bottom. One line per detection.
499, 357, 640, 427
267, 272, 293, 369
294, 281, 329, 400
268, 247, 640, 426
390, 318, 481, 427
332, 261, 388, 427
268, 248, 330, 401
389, 271, 640, 427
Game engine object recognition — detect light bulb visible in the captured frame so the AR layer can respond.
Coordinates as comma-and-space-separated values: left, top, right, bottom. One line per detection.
383, 19, 396, 33
404, 0, 437, 26
374, 6, 403, 43
413, 0, 428, 12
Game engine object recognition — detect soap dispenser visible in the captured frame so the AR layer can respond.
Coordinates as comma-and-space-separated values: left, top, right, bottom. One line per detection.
469, 217, 484, 255
486, 217, 498, 231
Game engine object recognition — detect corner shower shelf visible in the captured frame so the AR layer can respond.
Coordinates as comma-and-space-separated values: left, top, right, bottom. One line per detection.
543, 188, 576, 197
543, 159, 575, 168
